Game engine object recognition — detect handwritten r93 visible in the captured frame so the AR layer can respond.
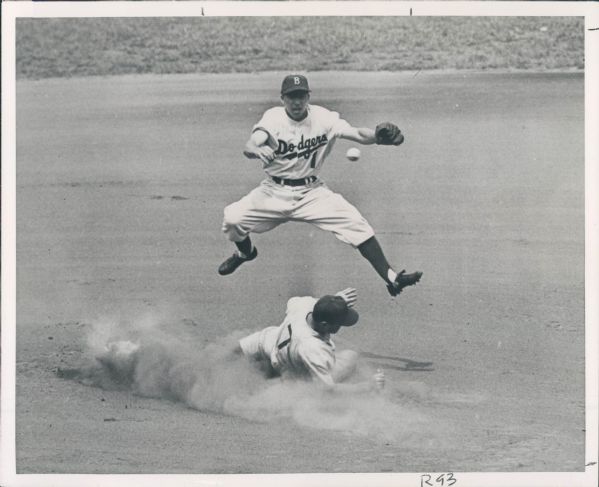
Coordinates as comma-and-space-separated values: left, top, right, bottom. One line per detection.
421, 473, 457, 487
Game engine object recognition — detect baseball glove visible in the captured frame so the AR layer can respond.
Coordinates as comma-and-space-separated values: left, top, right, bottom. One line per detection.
375, 122, 404, 146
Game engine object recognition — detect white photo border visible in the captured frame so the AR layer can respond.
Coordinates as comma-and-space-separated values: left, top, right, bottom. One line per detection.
2, 2, 598, 487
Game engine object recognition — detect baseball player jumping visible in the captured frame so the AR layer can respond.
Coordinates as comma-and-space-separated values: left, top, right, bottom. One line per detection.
219, 74, 422, 297
235, 287, 385, 393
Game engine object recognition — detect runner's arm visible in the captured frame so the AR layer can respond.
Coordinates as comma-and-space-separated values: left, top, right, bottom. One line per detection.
300, 346, 384, 394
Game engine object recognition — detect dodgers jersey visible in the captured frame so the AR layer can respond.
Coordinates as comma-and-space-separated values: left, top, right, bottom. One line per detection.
269, 296, 337, 387
253, 105, 352, 179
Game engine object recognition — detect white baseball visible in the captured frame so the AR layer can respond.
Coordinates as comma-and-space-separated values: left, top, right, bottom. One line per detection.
346, 147, 361, 162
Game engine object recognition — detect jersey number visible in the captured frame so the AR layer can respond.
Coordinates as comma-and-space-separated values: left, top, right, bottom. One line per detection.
309, 152, 317, 169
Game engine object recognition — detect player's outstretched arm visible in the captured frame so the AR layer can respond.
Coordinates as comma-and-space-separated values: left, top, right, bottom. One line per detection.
324, 370, 386, 395
340, 123, 404, 146
243, 129, 275, 164
301, 346, 384, 395
338, 126, 377, 145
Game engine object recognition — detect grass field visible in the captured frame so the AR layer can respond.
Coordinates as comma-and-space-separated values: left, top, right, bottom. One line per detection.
14, 70, 585, 474
16, 17, 584, 79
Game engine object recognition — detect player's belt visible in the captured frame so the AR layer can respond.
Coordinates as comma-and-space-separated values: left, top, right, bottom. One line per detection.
270, 175, 317, 187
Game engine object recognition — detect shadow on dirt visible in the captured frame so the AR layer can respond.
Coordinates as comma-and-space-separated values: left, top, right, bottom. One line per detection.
360, 351, 434, 372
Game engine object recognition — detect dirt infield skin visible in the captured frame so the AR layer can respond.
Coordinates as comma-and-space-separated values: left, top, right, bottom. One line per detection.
14, 71, 584, 473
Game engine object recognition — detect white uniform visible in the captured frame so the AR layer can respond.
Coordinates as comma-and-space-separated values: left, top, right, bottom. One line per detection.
222, 105, 374, 248
239, 296, 338, 387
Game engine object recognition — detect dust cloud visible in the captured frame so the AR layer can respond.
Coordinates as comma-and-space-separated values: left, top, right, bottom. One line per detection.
69, 317, 435, 443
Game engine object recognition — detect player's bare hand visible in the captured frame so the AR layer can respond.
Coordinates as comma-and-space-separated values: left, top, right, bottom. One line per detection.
373, 368, 385, 392
335, 287, 357, 308
256, 146, 275, 165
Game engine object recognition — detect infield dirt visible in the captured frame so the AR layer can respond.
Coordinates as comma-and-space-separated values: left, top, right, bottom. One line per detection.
15, 71, 584, 473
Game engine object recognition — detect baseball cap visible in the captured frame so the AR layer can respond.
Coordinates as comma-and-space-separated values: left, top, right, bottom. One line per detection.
281, 74, 311, 95
312, 295, 359, 327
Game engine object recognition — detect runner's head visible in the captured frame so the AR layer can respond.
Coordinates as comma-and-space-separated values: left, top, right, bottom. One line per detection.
311, 295, 359, 334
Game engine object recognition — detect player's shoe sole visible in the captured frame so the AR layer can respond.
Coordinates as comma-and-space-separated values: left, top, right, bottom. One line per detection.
387, 270, 423, 297
218, 247, 258, 275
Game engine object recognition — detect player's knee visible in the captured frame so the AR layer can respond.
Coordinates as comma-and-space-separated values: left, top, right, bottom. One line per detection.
222, 206, 247, 241
223, 204, 244, 227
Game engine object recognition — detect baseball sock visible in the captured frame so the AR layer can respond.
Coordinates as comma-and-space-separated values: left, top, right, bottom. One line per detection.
357, 236, 397, 284
235, 237, 254, 258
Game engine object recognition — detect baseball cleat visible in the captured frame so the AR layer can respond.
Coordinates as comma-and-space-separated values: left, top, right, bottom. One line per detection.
218, 247, 258, 275
387, 270, 423, 297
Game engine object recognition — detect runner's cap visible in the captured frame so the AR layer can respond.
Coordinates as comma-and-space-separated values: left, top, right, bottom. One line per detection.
313, 295, 359, 327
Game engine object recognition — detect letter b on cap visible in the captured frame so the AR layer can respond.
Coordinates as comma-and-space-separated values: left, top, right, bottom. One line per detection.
282, 74, 310, 94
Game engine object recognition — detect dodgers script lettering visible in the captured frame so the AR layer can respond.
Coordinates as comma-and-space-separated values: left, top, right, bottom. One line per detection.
276, 134, 328, 160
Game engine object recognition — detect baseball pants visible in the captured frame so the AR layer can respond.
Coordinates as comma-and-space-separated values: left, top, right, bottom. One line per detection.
222, 179, 374, 247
